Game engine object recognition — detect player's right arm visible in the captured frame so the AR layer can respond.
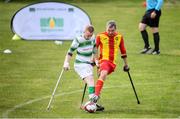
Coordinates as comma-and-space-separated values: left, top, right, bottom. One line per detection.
63, 38, 79, 71
93, 35, 101, 67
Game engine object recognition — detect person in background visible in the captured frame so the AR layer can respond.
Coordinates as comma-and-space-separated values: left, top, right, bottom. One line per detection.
139, 0, 164, 55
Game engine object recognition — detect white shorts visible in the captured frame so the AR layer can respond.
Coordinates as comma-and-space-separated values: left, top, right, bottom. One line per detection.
74, 63, 93, 79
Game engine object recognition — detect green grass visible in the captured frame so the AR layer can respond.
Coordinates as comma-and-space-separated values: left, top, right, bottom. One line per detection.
0, 0, 180, 118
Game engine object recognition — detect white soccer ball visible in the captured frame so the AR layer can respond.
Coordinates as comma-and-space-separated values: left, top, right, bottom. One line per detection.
84, 101, 97, 113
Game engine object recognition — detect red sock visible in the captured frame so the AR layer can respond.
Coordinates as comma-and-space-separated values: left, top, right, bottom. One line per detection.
95, 79, 104, 96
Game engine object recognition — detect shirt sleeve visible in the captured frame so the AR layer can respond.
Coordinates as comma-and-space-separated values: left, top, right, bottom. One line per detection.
155, 0, 163, 11
119, 36, 127, 58
92, 38, 97, 54
96, 35, 100, 48
67, 38, 79, 55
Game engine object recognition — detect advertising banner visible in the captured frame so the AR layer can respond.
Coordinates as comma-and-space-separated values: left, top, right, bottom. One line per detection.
11, 2, 91, 40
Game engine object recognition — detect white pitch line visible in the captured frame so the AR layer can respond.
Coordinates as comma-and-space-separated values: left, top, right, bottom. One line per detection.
2, 81, 178, 118
2, 90, 82, 118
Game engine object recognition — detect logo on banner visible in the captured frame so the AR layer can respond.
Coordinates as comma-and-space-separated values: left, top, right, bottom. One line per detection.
40, 17, 64, 32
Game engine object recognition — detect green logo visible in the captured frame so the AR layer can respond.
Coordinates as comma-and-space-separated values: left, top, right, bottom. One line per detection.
40, 17, 64, 32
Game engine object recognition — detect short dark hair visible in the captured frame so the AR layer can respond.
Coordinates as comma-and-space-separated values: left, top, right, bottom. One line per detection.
85, 25, 94, 33
106, 20, 116, 29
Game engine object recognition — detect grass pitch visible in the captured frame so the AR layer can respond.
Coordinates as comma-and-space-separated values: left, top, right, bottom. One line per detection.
0, 0, 180, 118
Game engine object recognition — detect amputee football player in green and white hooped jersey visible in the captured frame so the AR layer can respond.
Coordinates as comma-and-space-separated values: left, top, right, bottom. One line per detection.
63, 25, 98, 101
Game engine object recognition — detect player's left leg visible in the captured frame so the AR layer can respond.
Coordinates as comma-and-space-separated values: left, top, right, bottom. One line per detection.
151, 27, 160, 55
150, 10, 161, 55
94, 70, 108, 97
93, 70, 107, 111
83, 75, 95, 99
74, 63, 95, 99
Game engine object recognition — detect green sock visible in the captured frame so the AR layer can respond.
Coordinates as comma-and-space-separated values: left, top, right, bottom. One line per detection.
89, 86, 95, 99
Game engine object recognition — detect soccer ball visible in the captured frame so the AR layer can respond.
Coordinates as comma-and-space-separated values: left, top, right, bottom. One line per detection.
84, 101, 97, 113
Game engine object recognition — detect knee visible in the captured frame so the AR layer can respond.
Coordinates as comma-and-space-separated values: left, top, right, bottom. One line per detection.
151, 28, 159, 33
85, 75, 94, 86
99, 71, 108, 80
139, 23, 145, 31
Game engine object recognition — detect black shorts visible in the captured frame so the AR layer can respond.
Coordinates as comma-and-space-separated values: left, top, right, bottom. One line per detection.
141, 9, 161, 27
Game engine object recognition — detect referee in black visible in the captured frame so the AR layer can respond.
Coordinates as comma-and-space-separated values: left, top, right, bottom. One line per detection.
139, 0, 164, 55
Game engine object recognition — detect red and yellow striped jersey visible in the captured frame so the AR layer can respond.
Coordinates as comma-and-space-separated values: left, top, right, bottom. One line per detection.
96, 32, 127, 65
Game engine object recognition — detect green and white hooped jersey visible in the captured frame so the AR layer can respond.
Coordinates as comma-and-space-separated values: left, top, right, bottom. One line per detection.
68, 34, 96, 64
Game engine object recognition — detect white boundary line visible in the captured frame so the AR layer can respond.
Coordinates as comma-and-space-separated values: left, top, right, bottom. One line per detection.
2, 90, 82, 118
2, 81, 179, 118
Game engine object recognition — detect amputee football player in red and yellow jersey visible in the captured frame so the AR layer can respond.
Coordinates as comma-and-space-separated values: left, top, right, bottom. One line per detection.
91, 20, 130, 108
